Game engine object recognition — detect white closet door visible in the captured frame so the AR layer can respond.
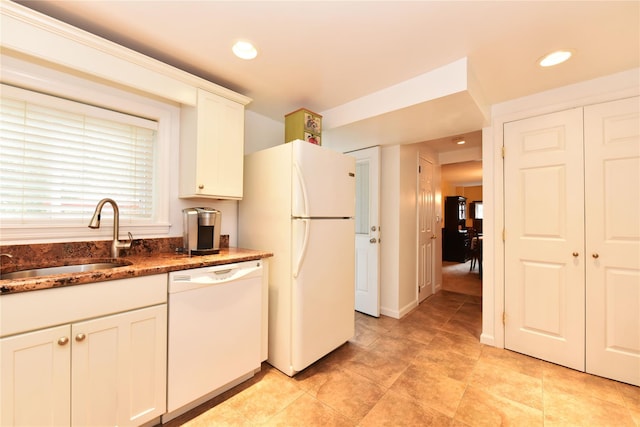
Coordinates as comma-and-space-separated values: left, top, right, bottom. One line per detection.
585, 96, 640, 386
504, 108, 586, 370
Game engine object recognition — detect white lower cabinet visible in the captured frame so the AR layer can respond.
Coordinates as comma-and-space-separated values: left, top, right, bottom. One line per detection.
0, 275, 168, 426
72, 305, 167, 426
1, 305, 167, 426
1, 325, 71, 426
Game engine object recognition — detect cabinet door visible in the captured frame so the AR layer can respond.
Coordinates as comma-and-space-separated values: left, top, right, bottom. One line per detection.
585, 97, 640, 386
195, 89, 245, 198
504, 108, 586, 371
71, 305, 167, 427
1, 325, 71, 426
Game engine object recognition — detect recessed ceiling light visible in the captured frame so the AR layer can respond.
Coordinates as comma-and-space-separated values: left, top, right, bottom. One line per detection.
232, 40, 257, 60
453, 137, 466, 145
539, 50, 573, 67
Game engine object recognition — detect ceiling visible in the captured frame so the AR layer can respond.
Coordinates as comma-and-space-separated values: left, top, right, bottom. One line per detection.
11, 0, 640, 153
441, 161, 483, 188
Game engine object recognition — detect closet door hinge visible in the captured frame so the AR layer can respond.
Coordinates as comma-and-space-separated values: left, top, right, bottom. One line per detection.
503, 228, 506, 241
502, 146, 506, 158
503, 312, 507, 325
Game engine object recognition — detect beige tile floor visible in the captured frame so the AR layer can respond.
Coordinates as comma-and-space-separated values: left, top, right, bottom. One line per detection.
164, 262, 639, 426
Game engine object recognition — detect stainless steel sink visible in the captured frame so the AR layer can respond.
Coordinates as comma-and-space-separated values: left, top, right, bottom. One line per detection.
0, 261, 131, 280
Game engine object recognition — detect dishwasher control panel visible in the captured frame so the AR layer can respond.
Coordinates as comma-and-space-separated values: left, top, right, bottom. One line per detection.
169, 260, 262, 293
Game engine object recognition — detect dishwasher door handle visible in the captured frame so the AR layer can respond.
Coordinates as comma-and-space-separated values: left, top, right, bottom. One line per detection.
192, 266, 262, 285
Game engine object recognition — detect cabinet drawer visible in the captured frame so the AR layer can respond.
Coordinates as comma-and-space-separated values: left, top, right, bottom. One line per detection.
0, 274, 167, 337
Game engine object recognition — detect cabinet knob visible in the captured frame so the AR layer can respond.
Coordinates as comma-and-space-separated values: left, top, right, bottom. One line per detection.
371, 226, 377, 232
592, 253, 600, 259
431, 235, 437, 239
572, 252, 579, 257
75, 333, 86, 342
198, 184, 204, 190
370, 238, 377, 244
57, 337, 69, 346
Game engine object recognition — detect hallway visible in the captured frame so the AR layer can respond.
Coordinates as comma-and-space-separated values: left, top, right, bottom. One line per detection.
164, 277, 639, 425
442, 260, 482, 297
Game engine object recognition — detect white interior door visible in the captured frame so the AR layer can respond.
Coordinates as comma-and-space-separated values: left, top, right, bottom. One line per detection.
348, 147, 381, 317
584, 97, 640, 386
504, 108, 586, 371
418, 156, 435, 302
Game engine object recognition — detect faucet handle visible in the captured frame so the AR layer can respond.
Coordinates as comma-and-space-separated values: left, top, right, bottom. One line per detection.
124, 232, 133, 249
115, 232, 133, 252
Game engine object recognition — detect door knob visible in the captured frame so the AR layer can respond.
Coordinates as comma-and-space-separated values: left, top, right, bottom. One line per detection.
572, 252, 579, 257
371, 226, 377, 231
431, 235, 437, 239
592, 253, 599, 259
370, 238, 377, 243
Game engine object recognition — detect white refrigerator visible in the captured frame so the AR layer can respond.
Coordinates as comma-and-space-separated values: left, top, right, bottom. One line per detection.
238, 140, 356, 376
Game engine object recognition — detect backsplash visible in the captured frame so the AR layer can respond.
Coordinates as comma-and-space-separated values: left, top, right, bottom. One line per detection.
0, 235, 229, 272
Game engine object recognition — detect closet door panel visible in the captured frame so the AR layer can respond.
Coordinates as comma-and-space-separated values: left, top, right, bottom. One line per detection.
585, 96, 640, 386
503, 107, 585, 371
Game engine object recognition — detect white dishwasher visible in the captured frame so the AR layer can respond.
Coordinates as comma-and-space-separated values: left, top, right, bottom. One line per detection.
165, 260, 263, 420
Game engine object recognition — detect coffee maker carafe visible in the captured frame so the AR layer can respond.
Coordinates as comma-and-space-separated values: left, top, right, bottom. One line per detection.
182, 207, 221, 255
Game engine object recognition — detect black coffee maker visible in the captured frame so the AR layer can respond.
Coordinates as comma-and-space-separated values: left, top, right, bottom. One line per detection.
182, 207, 221, 255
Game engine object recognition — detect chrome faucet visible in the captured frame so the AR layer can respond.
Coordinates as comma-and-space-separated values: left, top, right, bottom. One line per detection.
88, 198, 133, 258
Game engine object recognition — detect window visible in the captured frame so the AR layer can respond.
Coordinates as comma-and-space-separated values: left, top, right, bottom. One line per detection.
0, 61, 175, 244
1, 83, 158, 225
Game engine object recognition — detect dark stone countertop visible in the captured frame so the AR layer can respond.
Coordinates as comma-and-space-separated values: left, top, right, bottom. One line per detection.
0, 239, 272, 295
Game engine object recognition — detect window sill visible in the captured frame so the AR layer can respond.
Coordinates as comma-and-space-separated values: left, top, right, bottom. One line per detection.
0, 223, 172, 245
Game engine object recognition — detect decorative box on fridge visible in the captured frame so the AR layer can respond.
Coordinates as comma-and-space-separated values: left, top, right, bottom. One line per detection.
285, 108, 322, 145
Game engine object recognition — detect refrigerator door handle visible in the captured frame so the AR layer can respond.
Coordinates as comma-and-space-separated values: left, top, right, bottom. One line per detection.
293, 218, 310, 278
293, 161, 309, 217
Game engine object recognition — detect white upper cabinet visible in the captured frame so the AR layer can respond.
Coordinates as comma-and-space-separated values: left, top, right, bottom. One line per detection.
180, 89, 246, 199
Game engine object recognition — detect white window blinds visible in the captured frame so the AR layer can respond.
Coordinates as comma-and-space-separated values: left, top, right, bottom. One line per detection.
0, 84, 157, 224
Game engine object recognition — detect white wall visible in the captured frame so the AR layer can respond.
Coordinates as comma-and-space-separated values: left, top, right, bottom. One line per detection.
244, 111, 284, 154
481, 67, 640, 348
380, 146, 401, 315
398, 144, 419, 315
379, 142, 440, 318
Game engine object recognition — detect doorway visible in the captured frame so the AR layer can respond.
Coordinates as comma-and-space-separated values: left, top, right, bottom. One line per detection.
440, 161, 483, 297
